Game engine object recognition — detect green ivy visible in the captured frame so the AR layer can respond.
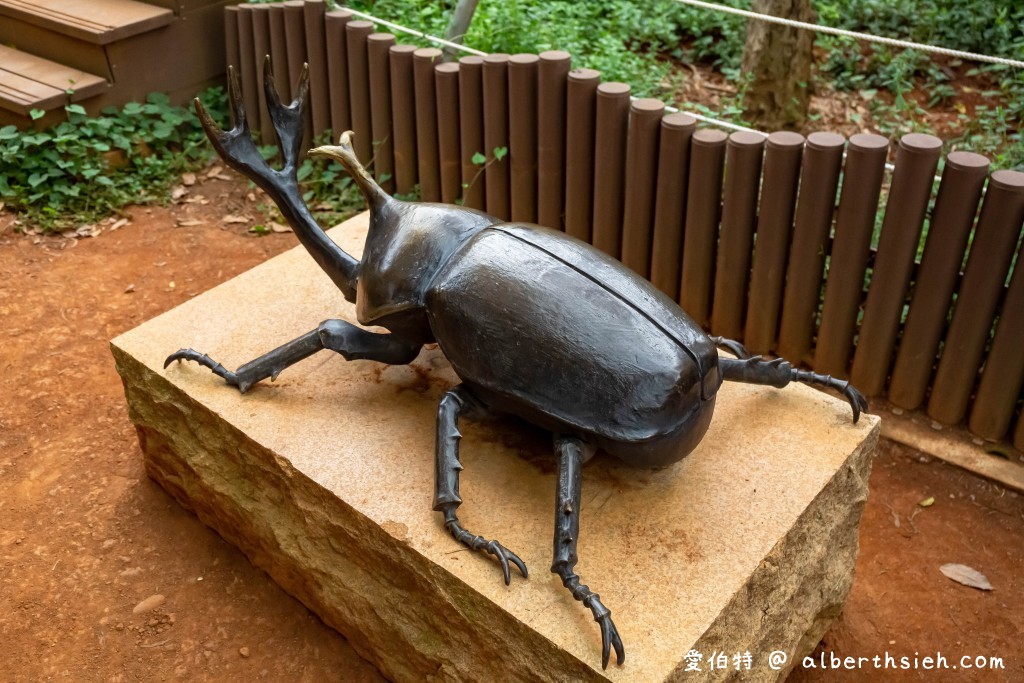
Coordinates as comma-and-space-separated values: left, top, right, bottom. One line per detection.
0, 89, 228, 230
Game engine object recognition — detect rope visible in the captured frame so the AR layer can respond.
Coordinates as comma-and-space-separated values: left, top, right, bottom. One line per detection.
342, 7, 488, 56
673, 0, 1024, 69
340, 6, 756, 135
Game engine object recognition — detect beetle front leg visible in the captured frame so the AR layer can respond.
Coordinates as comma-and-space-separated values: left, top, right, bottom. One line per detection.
165, 320, 421, 393
552, 435, 625, 670
433, 386, 528, 585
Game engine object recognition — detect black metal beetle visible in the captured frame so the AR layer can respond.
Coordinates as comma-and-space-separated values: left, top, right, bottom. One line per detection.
167, 63, 868, 669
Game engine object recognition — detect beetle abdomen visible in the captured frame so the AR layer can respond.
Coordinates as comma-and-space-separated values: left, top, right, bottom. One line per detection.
425, 225, 719, 458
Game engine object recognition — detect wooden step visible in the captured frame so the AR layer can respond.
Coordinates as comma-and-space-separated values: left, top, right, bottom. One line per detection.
0, 45, 107, 115
0, 0, 174, 46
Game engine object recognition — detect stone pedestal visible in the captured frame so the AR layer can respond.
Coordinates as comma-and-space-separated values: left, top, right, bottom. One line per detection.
112, 212, 880, 682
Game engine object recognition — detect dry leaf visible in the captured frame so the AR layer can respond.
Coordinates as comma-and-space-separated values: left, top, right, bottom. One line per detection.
171, 186, 188, 201
270, 221, 292, 233
181, 172, 197, 186
175, 219, 203, 227
111, 218, 128, 231
124, 284, 136, 293
222, 214, 251, 224
939, 564, 992, 591
213, 173, 233, 181
205, 164, 223, 178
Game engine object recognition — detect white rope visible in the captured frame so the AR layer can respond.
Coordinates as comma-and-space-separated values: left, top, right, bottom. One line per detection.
673, 0, 1024, 69
342, 7, 488, 56
340, 6, 754, 134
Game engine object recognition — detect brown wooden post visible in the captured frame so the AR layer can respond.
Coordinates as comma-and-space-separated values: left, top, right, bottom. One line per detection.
563, 68, 600, 243
435, 62, 462, 205
225, 6, 241, 81
508, 54, 539, 223
283, 1, 311, 151
458, 55, 485, 210
482, 53, 511, 219
303, 0, 330, 139
414, 48, 443, 203
887, 151, 990, 410
711, 131, 765, 340
927, 170, 1024, 425
389, 45, 418, 196
813, 133, 889, 376
269, 5, 292, 103
1017, 413, 1024, 453
680, 128, 727, 325
236, 4, 260, 133
367, 33, 396, 193
744, 131, 805, 355
649, 113, 696, 300
345, 20, 374, 165
537, 51, 571, 230
620, 98, 665, 278
250, 5, 274, 144
591, 82, 630, 258
970, 246, 1024, 440
776, 132, 845, 364
324, 10, 353, 141
850, 134, 942, 396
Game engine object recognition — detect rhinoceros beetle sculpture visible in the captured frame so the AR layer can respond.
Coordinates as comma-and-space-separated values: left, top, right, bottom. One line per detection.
167, 61, 868, 669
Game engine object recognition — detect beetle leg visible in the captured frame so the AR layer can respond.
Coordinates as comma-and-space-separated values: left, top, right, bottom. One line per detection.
165, 320, 421, 393
719, 356, 869, 423
433, 386, 528, 585
552, 436, 625, 670
709, 335, 751, 359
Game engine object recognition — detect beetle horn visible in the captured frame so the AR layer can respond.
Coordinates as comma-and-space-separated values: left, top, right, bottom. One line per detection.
310, 131, 391, 211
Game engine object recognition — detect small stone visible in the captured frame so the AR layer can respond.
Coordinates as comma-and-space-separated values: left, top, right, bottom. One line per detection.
890, 407, 904, 415
239, 647, 250, 658
132, 594, 165, 614
930, 421, 944, 431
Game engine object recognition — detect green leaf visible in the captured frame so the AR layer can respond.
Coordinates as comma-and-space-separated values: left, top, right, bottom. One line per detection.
471, 151, 487, 165
65, 104, 87, 116
30, 109, 46, 121
493, 146, 508, 161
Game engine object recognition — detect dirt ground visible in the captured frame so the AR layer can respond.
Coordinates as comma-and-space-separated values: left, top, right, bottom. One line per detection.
1, 173, 1021, 682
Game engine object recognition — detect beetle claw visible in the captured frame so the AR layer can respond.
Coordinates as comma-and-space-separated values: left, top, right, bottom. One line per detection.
595, 608, 625, 669
444, 517, 528, 584
165, 348, 242, 390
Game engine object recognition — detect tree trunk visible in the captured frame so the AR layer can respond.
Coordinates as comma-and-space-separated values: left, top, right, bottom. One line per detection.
442, 0, 480, 62
741, 0, 815, 130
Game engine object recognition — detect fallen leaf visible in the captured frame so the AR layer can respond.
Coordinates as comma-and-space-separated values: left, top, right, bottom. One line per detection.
111, 218, 128, 231
246, 192, 257, 202
918, 497, 935, 507
171, 186, 188, 201
940, 564, 992, 591
124, 284, 135, 293
214, 173, 233, 181
175, 219, 203, 227
270, 221, 291, 233
205, 164, 223, 178
222, 214, 251, 224
985, 444, 1012, 459
181, 172, 197, 186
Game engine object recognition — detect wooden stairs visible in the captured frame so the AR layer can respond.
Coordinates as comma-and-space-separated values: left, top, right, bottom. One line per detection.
0, 0, 236, 127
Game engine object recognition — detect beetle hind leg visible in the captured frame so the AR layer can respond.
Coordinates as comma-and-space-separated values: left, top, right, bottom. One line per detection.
433, 386, 528, 585
719, 356, 868, 423
552, 435, 625, 669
